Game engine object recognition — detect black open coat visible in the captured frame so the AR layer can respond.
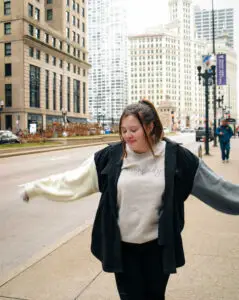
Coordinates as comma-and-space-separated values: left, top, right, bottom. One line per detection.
91, 139, 239, 274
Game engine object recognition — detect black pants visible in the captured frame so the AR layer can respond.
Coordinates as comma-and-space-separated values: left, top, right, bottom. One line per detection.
114, 240, 170, 300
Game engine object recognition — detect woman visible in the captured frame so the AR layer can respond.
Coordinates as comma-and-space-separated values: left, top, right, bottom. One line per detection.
23, 100, 239, 300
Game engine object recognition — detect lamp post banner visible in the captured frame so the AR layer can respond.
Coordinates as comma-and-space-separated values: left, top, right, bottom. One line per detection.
217, 54, 227, 85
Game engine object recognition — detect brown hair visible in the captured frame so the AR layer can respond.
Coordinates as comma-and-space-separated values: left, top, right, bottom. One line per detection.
119, 100, 164, 158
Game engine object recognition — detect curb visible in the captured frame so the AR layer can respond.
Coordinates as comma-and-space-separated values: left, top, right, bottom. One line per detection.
0, 140, 119, 159
0, 219, 94, 288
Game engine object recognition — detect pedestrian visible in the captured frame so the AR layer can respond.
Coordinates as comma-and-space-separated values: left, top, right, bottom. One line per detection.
22, 100, 239, 300
216, 119, 234, 163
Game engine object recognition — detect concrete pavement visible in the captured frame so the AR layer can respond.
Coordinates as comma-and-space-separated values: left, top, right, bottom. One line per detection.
1, 139, 239, 299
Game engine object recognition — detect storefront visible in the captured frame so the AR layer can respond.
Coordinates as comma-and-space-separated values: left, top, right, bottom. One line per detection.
28, 113, 43, 132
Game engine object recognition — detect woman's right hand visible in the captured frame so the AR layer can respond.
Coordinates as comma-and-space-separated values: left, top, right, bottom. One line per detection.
22, 192, 29, 202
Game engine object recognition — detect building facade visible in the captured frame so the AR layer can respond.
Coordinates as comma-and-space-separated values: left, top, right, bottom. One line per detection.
194, 6, 234, 48
0, 0, 90, 132
128, 0, 238, 129
88, 0, 128, 125
129, 0, 207, 129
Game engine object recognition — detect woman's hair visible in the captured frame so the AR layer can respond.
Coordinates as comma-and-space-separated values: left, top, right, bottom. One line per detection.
119, 100, 164, 157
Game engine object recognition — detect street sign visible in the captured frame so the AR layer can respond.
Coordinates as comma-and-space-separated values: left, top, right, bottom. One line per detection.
217, 54, 227, 85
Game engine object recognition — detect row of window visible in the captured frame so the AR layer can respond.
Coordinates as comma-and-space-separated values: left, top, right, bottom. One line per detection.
28, 3, 40, 21
66, 11, 86, 32
67, 0, 85, 16
28, 47, 87, 76
30, 64, 86, 114
26, 24, 86, 58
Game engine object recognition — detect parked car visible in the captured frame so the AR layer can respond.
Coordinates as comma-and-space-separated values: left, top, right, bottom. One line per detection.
0, 131, 20, 144
181, 127, 195, 133
195, 127, 214, 142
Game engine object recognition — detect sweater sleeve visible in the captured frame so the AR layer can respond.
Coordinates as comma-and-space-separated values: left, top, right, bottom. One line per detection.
23, 155, 99, 202
191, 159, 239, 215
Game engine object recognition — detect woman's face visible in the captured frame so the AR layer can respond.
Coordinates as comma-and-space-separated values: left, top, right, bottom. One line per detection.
121, 115, 153, 153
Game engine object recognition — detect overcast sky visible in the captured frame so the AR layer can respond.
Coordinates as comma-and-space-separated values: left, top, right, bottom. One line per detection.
128, 0, 239, 50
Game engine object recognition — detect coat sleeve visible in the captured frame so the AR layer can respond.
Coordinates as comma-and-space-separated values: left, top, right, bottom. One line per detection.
191, 159, 239, 215
216, 127, 221, 136
23, 155, 99, 202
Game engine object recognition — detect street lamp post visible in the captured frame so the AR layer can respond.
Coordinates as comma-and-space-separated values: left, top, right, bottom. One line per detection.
211, 0, 218, 147
0, 101, 4, 130
197, 65, 216, 155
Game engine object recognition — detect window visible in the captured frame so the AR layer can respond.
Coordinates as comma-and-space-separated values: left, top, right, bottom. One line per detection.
35, 8, 40, 20
45, 70, 49, 109
73, 79, 80, 112
36, 28, 40, 39
67, 44, 70, 53
36, 50, 41, 60
77, 34, 80, 44
28, 3, 33, 17
4, 0, 11, 15
73, 48, 76, 56
29, 47, 34, 57
45, 53, 49, 63
53, 73, 56, 110
5, 43, 11, 56
77, 67, 80, 75
66, 27, 70, 39
66, 11, 70, 22
81, 7, 85, 17
67, 0, 70, 6
82, 37, 85, 47
77, 19, 80, 28
47, 0, 53, 3
83, 82, 86, 114
83, 69, 86, 76
5, 64, 12, 76
67, 77, 70, 111
59, 41, 63, 50
4, 22, 11, 35
29, 65, 40, 108
52, 37, 56, 47
77, 3, 80, 13
60, 75, 63, 110
72, 0, 76, 10
52, 56, 56, 66
73, 65, 76, 73
83, 53, 85, 60
82, 22, 85, 32
72, 15, 76, 26
5, 84, 12, 107
67, 63, 70, 71
44, 33, 49, 43
73, 31, 76, 42
47, 9, 53, 20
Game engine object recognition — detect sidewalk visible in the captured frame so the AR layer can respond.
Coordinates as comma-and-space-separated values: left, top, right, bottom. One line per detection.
0, 139, 239, 300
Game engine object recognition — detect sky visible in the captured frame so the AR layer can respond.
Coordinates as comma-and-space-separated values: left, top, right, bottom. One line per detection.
127, 0, 239, 51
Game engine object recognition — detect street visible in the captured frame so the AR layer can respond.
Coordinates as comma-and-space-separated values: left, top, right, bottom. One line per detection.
0, 133, 198, 283
0, 144, 105, 281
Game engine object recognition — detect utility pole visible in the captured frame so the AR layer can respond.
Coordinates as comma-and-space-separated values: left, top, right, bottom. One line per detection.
212, 0, 217, 147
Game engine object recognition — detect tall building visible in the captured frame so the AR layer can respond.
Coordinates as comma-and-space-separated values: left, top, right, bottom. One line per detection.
194, 6, 234, 48
88, 0, 128, 125
128, 26, 206, 128
129, 0, 206, 128
0, 0, 90, 132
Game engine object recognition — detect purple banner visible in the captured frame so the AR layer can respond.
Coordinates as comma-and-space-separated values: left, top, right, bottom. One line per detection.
217, 54, 227, 85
